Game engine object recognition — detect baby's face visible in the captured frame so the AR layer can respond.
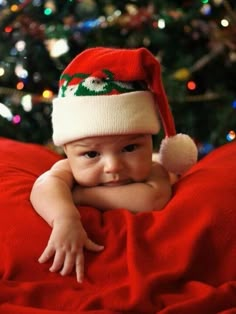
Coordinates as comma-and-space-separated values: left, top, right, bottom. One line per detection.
63, 134, 153, 187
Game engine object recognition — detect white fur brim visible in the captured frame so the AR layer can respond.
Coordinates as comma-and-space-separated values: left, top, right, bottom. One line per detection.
52, 91, 160, 146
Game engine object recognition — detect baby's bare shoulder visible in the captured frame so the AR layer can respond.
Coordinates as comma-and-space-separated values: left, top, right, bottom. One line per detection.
42, 158, 74, 185
51, 158, 70, 171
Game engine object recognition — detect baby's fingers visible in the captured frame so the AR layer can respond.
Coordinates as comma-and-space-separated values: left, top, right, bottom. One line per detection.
85, 239, 104, 252
74, 239, 103, 283
49, 250, 65, 273
60, 251, 77, 277
75, 253, 84, 283
38, 246, 55, 264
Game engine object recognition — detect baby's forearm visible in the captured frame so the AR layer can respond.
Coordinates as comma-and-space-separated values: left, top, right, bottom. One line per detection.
73, 181, 171, 213
30, 174, 80, 226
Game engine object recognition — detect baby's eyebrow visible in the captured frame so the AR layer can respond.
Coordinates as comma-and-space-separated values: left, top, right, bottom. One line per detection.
71, 142, 98, 149
123, 135, 147, 142
72, 143, 89, 147
71, 134, 147, 148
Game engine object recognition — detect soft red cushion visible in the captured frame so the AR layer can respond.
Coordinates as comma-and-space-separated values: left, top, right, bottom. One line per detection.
0, 137, 236, 314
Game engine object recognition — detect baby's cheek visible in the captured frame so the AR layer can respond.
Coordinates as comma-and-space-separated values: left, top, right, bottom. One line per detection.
74, 171, 100, 187
133, 164, 151, 181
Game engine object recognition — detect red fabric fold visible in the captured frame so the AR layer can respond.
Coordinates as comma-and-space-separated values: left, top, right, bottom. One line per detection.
0, 137, 236, 313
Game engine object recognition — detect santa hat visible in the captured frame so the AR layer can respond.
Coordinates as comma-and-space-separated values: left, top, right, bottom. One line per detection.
52, 47, 198, 174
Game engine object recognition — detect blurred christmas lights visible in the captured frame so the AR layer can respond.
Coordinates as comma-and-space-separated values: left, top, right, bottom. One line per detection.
15, 40, 26, 52
198, 142, 214, 155
0, 103, 13, 120
22, 94, 32, 112
15, 64, 28, 79
4, 26, 13, 33
226, 130, 235, 141
16, 82, 24, 90
157, 19, 166, 29
221, 19, 229, 27
12, 114, 21, 124
213, 0, 223, 5
42, 89, 53, 99
173, 68, 191, 81
10, 4, 19, 12
187, 81, 197, 91
45, 38, 69, 58
0, 68, 5, 77
200, 4, 212, 15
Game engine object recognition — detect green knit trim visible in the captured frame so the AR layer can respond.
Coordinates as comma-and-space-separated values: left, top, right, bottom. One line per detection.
59, 69, 145, 97
60, 73, 89, 97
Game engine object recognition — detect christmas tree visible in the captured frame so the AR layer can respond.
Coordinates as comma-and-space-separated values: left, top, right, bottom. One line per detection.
0, 0, 235, 157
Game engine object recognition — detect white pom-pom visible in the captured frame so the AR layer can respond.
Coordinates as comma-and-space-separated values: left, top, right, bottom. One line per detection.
159, 134, 198, 174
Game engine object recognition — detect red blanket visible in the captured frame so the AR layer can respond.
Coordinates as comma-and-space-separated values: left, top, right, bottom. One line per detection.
0, 137, 236, 314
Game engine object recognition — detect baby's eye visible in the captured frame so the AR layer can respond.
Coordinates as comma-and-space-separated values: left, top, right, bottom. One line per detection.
84, 151, 100, 158
122, 144, 138, 153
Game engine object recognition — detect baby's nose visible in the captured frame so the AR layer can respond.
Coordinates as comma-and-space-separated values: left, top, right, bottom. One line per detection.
104, 156, 122, 173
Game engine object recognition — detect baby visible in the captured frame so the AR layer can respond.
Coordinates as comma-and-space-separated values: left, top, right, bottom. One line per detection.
30, 47, 197, 282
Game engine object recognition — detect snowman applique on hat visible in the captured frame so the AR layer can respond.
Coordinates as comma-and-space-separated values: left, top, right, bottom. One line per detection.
52, 47, 198, 174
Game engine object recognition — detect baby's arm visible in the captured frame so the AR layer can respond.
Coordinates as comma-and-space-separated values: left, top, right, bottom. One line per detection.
30, 159, 103, 282
72, 162, 172, 213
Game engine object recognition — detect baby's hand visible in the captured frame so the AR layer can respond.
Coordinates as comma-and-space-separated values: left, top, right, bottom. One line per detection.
38, 216, 104, 283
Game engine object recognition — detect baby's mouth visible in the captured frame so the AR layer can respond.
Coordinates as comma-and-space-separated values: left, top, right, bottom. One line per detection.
102, 179, 132, 187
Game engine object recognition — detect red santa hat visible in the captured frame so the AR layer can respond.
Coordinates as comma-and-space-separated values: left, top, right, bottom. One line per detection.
52, 47, 198, 174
